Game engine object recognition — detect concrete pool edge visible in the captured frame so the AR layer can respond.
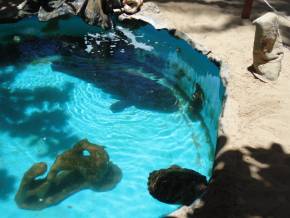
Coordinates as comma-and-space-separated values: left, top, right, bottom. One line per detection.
118, 3, 230, 217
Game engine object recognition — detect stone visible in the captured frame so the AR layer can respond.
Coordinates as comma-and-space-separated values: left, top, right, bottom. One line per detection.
15, 139, 122, 210
118, 2, 162, 29
68, 0, 87, 14
122, 0, 143, 15
38, 2, 74, 21
16, 0, 120, 28
252, 12, 284, 81
82, 0, 111, 28
18, 0, 65, 17
12, 0, 143, 28
147, 165, 208, 205
17, 0, 41, 17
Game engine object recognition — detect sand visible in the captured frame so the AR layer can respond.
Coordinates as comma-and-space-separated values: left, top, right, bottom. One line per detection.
144, 0, 290, 217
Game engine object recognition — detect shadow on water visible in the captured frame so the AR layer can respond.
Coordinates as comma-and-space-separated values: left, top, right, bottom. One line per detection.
52, 56, 179, 113
0, 35, 61, 65
0, 30, 179, 157
0, 69, 79, 157
167, 136, 290, 218
0, 169, 16, 200
1, 32, 179, 113
49, 33, 179, 113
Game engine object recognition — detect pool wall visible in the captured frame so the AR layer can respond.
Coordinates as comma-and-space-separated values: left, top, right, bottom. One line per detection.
122, 18, 227, 153
122, 5, 230, 217
123, 7, 229, 148
163, 30, 226, 149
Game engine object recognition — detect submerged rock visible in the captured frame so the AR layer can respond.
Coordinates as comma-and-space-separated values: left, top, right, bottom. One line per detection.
148, 165, 208, 205
188, 83, 204, 116
15, 139, 122, 210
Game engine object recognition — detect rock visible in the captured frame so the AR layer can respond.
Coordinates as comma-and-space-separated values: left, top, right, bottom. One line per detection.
122, 0, 143, 15
38, 2, 74, 21
18, 0, 65, 17
1, 0, 142, 26
104, 0, 122, 14
82, 0, 111, 28
117, 2, 164, 29
139, 1, 159, 14
68, 0, 87, 14
147, 165, 208, 205
17, 0, 41, 15
15, 139, 122, 210
16, 0, 120, 28
252, 12, 284, 81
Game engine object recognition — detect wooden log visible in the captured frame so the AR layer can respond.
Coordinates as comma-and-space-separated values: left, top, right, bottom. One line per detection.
242, 0, 254, 19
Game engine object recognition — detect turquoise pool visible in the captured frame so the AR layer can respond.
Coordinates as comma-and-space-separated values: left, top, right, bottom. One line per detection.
0, 17, 225, 217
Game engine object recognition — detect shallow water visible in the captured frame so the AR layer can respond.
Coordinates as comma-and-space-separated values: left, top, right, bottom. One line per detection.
0, 18, 224, 217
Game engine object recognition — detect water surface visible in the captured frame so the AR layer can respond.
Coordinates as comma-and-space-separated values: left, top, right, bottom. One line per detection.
0, 17, 224, 218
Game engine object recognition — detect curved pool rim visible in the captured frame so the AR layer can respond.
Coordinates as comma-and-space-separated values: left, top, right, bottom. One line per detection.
0, 14, 229, 217
127, 11, 230, 217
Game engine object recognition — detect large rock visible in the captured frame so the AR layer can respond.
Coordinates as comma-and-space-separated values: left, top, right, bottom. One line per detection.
147, 165, 208, 205
252, 12, 284, 81
2, 0, 144, 27
15, 139, 122, 210
18, 0, 66, 16
38, 1, 75, 21
17, 0, 115, 27
82, 0, 111, 28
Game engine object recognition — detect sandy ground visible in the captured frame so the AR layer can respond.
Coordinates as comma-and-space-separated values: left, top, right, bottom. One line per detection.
145, 0, 290, 217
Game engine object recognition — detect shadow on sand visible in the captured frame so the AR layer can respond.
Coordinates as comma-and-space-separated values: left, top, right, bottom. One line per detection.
151, 0, 290, 39
167, 135, 290, 218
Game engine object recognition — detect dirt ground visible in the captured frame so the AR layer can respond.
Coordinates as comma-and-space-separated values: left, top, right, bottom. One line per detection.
146, 0, 290, 217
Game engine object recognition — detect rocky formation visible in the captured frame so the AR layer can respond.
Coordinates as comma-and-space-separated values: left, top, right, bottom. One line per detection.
13, 0, 143, 28
83, 0, 112, 27
147, 165, 208, 205
252, 12, 284, 81
15, 139, 122, 210
122, 0, 143, 15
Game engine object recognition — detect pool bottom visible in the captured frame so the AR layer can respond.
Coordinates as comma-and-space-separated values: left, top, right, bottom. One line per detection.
0, 61, 212, 218
0, 16, 224, 218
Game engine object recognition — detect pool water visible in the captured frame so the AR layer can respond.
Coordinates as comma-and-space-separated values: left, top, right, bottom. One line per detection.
0, 18, 224, 217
